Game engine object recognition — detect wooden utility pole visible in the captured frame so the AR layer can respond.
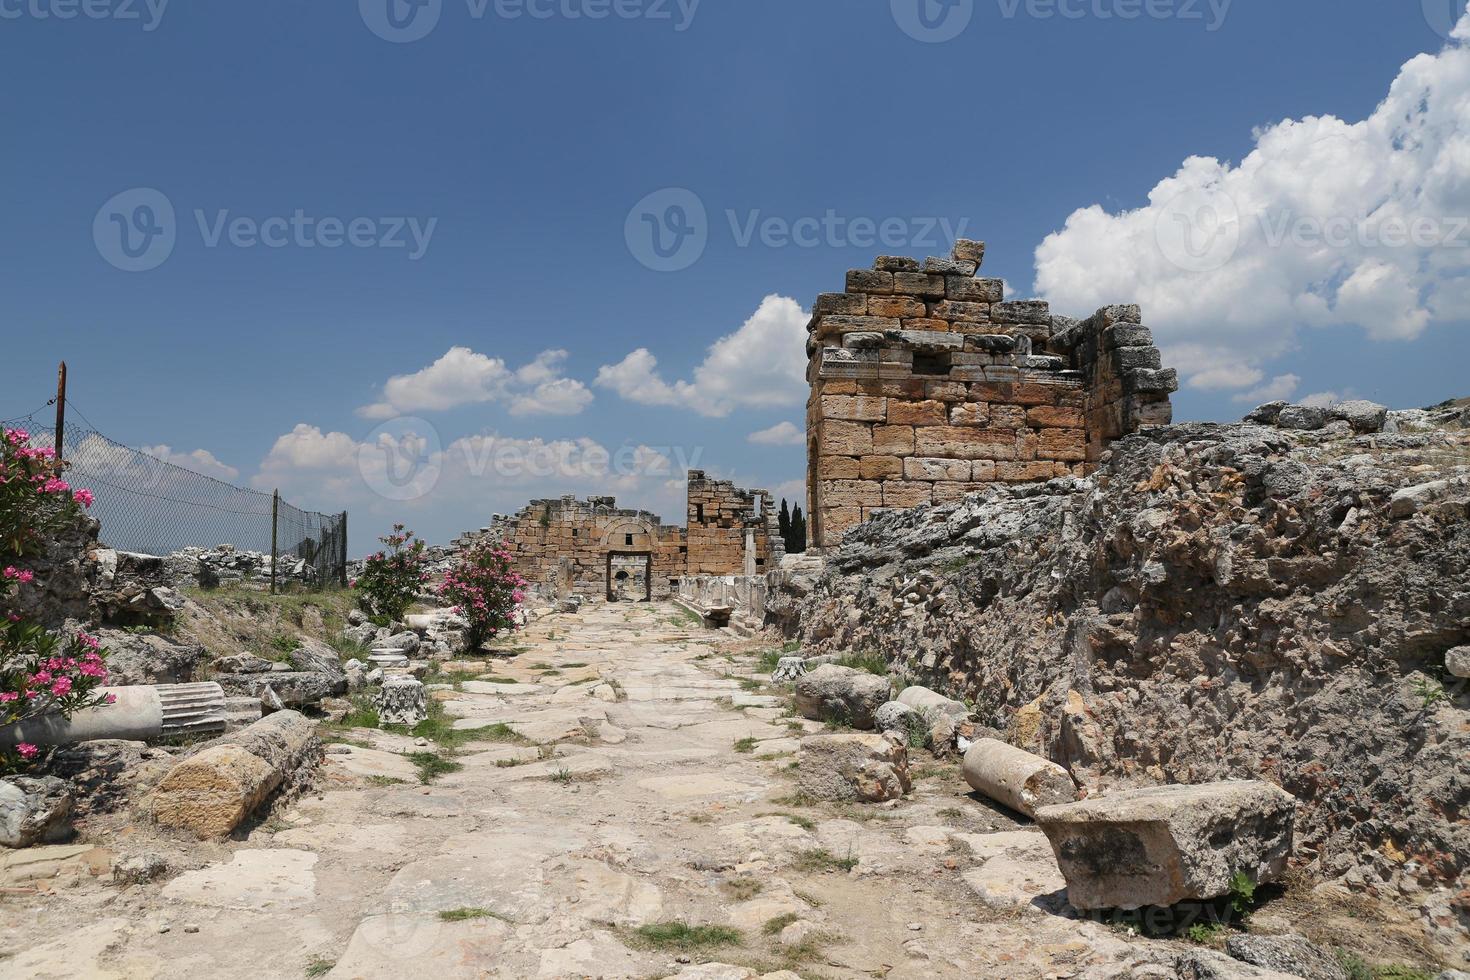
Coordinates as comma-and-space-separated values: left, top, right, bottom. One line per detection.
54, 362, 67, 459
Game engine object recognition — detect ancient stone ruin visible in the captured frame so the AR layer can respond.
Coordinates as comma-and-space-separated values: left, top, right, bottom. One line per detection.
805, 240, 1177, 547
452, 471, 781, 601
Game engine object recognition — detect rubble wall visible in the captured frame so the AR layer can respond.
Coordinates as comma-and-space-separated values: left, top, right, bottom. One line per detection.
805, 242, 1176, 548
790, 411, 1470, 929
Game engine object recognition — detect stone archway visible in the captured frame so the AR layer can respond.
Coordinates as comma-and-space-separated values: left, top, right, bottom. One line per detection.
605, 552, 652, 602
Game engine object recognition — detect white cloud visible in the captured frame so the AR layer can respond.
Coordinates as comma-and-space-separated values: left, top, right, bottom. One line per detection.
748, 421, 805, 446
249, 423, 695, 544
1299, 391, 1343, 408
596, 295, 808, 418
1231, 374, 1300, 405
358, 347, 592, 419
141, 445, 240, 481
1033, 17, 1470, 394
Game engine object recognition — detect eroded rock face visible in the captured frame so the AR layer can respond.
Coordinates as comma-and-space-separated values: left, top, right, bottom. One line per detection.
793, 664, 892, 730
797, 732, 911, 802
0, 776, 73, 847
93, 630, 208, 686
1223, 934, 1348, 980
790, 413, 1470, 905
1035, 781, 1296, 910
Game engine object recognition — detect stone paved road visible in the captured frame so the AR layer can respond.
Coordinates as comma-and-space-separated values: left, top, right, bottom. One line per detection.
2, 602, 1179, 979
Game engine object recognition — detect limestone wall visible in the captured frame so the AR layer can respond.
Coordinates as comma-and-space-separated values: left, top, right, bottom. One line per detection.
685, 470, 784, 576
464, 496, 686, 600
805, 240, 1176, 548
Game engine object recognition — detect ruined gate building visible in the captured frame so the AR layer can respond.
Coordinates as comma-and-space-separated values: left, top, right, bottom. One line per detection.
451, 471, 783, 601
806, 240, 1177, 548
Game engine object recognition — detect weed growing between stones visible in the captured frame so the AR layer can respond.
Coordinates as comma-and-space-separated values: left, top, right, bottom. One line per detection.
833, 651, 888, 677
304, 957, 335, 978
407, 752, 462, 784
721, 877, 763, 900
793, 847, 858, 873
624, 922, 744, 952
438, 907, 509, 923
733, 737, 758, 754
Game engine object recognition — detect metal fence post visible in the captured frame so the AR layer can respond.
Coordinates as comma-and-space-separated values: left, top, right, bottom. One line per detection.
270, 490, 279, 595
340, 511, 349, 588
54, 362, 67, 460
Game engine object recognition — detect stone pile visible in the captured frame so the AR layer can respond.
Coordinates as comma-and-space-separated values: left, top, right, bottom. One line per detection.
792, 664, 891, 730
213, 637, 347, 713
797, 732, 912, 802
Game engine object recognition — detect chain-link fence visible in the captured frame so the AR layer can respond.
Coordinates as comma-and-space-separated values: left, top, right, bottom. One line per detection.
2, 408, 346, 591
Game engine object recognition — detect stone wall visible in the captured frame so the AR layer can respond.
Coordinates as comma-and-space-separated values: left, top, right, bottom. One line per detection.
685, 470, 784, 576
805, 240, 1176, 548
464, 496, 687, 601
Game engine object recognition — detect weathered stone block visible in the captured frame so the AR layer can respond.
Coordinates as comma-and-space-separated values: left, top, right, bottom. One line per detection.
818, 420, 873, 456
1035, 781, 1297, 910
923, 256, 977, 276
948, 402, 990, 426
821, 394, 887, 422
882, 482, 933, 508
1126, 368, 1179, 395
0, 776, 73, 847
887, 399, 948, 426
952, 238, 986, 266
915, 426, 1017, 460
903, 457, 972, 482
817, 455, 861, 480
858, 455, 904, 480
793, 664, 893, 729
873, 255, 920, 272
947, 277, 1004, 302
814, 292, 867, 315
893, 272, 946, 296
814, 315, 900, 338
992, 300, 1051, 324
872, 425, 916, 455
933, 479, 993, 502
847, 269, 893, 294
1112, 346, 1162, 371
152, 745, 275, 839
1036, 427, 1086, 461
898, 320, 955, 337
865, 294, 926, 318
1105, 323, 1153, 349
930, 300, 991, 321
818, 479, 881, 508
995, 461, 1058, 481
798, 732, 911, 803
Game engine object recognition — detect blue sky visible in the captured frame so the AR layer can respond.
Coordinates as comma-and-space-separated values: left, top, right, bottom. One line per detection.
4, 1, 1468, 555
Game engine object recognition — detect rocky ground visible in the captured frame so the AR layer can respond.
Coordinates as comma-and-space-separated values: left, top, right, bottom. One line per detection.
796, 401, 1470, 963
2, 602, 1455, 979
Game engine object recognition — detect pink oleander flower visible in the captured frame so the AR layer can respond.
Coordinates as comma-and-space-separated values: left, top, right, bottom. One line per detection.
40, 477, 71, 494
73, 488, 95, 508
16, 743, 39, 760
51, 677, 72, 696
104, 694, 117, 705
76, 632, 99, 650
0, 692, 18, 703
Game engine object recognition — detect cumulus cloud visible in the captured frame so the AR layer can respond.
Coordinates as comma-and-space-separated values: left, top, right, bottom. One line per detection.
140, 445, 240, 481
249, 422, 697, 542
1230, 374, 1300, 405
1033, 17, 1470, 394
748, 421, 805, 446
358, 347, 592, 419
596, 295, 808, 417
